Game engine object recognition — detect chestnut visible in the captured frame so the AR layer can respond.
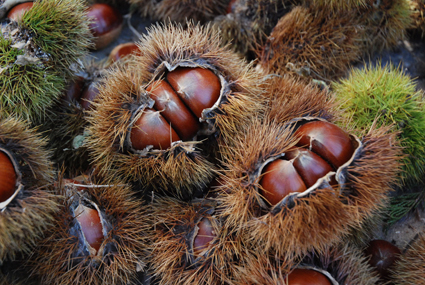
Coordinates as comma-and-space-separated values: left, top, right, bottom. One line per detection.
260, 147, 334, 206
193, 217, 216, 258
147, 80, 200, 141
87, 3, 123, 50
364, 239, 401, 280
108, 42, 141, 62
287, 268, 332, 285
166, 67, 221, 118
75, 204, 104, 253
130, 109, 180, 150
6, 2, 33, 21
64, 76, 84, 103
0, 151, 17, 204
294, 120, 354, 169
131, 67, 221, 151
80, 82, 100, 110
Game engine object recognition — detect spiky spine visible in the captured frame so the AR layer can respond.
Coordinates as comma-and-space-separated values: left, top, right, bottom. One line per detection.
408, 0, 425, 37
391, 234, 425, 284
0, 0, 92, 122
258, 6, 364, 83
130, 0, 228, 24
212, 0, 295, 58
217, 115, 402, 261
149, 197, 246, 285
29, 179, 150, 285
304, 0, 366, 12
86, 23, 264, 195
0, 117, 58, 264
235, 244, 380, 285
332, 62, 425, 183
358, 0, 412, 54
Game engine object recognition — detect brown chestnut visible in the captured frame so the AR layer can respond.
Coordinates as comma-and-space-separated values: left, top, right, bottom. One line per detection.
364, 239, 401, 280
286, 268, 332, 285
0, 151, 17, 204
130, 109, 180, 150
6, 2, 33, 21
193, 217, 216, 257
80, 82, 100, 110
75, 204, 104, 253
260, 159, 307, 206
87, 3, 123, 50
147, 80, 200, 141
294, 121, 354, 169
166, 67, 221, 118
64, 77, 85, 103
108, 42, 141, 62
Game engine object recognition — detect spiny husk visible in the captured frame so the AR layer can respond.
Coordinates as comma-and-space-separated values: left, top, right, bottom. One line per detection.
129, 0, 228, 24
258, 6, 364, 83
0, 0, 92, 122
358, 0, 413, 54
304, 0, 366, 12
29, 177, 151, 285
212, 0, 295, 58
149, 197, 247, 285
217, 115, 403, 261
0, 116, 58, 264
41, 59, 107, 176
332, 62, 425, 183
391, 234, 425, 284
408, 0, 425, 37
86, 22, 264, 196
235, 243, 380, 285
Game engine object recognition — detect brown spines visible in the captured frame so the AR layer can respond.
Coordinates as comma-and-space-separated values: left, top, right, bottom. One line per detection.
149, 197, 243, 285
0, 117, 58, 263
29, 178, 150, 285
130, 0, 228, 24
391, 234, 425, 284
86, 23, 264, 195
258, 6, 363, 82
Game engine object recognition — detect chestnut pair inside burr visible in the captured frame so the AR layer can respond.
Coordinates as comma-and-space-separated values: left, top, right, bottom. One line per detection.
260, 120, 355, 206
64, 77, 100, 111
130, 67, 221, 151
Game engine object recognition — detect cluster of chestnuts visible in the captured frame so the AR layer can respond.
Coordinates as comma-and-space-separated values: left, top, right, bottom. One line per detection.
1, 0, 425, 285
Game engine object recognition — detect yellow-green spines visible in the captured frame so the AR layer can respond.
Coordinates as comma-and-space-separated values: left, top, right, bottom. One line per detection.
258, 6, 364, 82
391, 234, 425, 284
0, 116, 58, 264
332, 63, 425, 182
0, 0, 92, 122
29, 178, 151, 285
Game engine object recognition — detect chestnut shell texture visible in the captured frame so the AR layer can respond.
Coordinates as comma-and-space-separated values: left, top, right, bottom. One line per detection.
0, 116, 58, 264
86, 22, 264, 196
215, 75, 403, 261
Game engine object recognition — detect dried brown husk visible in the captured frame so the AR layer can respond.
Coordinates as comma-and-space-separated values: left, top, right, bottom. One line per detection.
258, 6, 364, 83
212, 0, 295, 58
86, 22, 264, 196
129, 0, 228, 24
234, 243, 380, 285
217, 112, 403, 262
149, 197, 248, 285
0, 117, 58, 264
391, 234, 425, 284
408, 0, 425, 37
29, 177, 151, 285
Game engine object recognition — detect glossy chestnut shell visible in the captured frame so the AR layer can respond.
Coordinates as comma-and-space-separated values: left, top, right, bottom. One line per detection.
130, 67, 221, 151
87, 3, 123, 50
75, 204, 104, 253
6, 2, 33, 21
287, 268, 332, 285
109, 42, 141, 62
193, 217, 216, 258
0, 151, 17, 203
364, 239, 401, 280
